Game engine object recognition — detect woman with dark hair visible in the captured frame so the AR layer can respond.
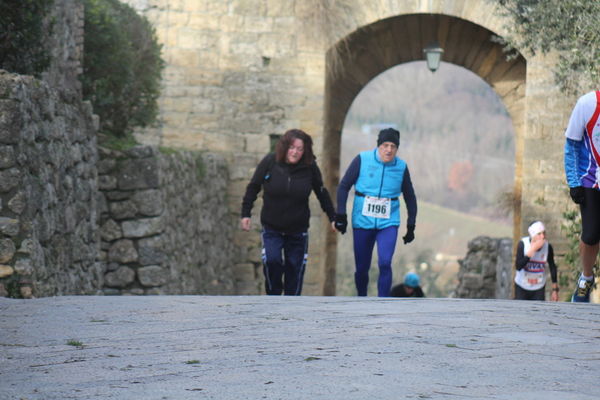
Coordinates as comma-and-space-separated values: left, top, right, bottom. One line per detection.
241, 129, 336, 295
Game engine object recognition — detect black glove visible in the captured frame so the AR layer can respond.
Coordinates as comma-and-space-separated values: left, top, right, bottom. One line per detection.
403, 224, 415, 244
570, 186, 585, 205
334, 214, 347, 234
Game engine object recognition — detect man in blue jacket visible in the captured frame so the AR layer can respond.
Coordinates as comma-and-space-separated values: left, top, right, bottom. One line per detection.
334, 128, 417, 296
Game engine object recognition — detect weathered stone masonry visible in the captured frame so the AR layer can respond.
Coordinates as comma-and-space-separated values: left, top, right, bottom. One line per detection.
0, 71, 101, 298
454, 236, 513, 299
97, 146, 237, 295
0, 0, 240, 298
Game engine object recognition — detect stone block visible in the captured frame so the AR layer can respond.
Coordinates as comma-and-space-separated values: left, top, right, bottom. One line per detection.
0, 168, 20, 192
188, 14, 220, 30
132, 190, 163, 216
104, 190, 132, 201
244, 134, 269, 154
0, 100, 20, 144
138, 235, 167, 266
0, 264, 14, 278
122, 217, 163, 238
0, 238, 15, 263
233, 263, 256, 282
100, 219, 122, 242
217, 15, 244, 33
14, 258, 33, 276
266, 0, 294, 17
0, 217, 19, 237
8, 191, 26, 214
461, 273, 483, 289
138, 265, 169, 287
178, 28, 218, 50
0, 145, 15, 168
109, 200, 138, 220
97, 158, 116, 174
108, 239, 138, 263
98, 175, 117, 191
117, 158, 159, 190
235, 281, 261, 295
125, 146, 156, 159
104, 266, 135, 288
20, 286, 33, 299
171, 50, 202, 69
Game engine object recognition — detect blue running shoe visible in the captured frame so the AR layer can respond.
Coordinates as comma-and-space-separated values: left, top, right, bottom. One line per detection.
571, 275, 595, 303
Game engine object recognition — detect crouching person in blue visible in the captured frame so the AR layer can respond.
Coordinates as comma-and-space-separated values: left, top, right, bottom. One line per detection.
241, 129, 336, 295
333, 128, 417, 297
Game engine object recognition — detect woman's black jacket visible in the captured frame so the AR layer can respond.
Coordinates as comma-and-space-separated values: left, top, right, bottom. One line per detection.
241, 153, 335, 234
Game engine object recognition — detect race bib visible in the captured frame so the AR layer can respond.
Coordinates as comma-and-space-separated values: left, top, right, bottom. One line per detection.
524, 271, 543, 286
362, 196, 390, 219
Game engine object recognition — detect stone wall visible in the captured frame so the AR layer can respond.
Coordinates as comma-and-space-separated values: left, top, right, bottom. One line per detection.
97, 145, 237, 295
0, 71, 100, 298
41, 0, 85, 99
0, 0, 242, 298
453, 236, 513, 299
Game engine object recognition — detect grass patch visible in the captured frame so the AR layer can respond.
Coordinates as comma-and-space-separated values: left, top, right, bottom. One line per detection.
66, 339, 84, 347
185, 360, 200, 365
98, 132, 138, 151
158, 146, 179, 155
304, 356, 321, 361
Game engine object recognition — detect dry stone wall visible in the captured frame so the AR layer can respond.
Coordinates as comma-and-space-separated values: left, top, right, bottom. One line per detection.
98, 146, 237, 295
0, 71, 101, 298
453, 236, 513, 299
0, 0, 241, 298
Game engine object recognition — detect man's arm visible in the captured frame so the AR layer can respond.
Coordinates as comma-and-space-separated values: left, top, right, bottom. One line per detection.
564, 138, 582, 188
336, 155, 360, 215
401, 167, 417, 226
311, 162, 335, 221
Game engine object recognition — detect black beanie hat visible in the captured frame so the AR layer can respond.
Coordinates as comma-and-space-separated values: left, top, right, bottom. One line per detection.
377, 128, 400, 147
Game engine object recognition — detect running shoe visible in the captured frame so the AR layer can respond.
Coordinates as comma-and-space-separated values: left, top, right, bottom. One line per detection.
571, 275, 595, 303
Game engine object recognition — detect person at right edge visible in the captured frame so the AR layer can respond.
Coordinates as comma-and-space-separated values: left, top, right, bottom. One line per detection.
564, 90, 600, 302
333, 127, 417, 297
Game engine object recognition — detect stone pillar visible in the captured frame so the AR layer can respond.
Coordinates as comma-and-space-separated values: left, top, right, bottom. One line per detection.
454, 236, 513, 299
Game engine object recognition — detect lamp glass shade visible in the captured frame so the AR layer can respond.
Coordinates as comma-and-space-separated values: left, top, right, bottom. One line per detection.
423, 42, 444, 73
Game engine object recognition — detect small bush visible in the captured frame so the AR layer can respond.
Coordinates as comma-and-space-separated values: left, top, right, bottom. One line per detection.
0, 0, 54, 75
82, 0, 164, 137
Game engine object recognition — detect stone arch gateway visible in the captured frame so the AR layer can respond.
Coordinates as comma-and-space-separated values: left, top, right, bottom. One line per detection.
321, 13, 526, 294
123, 0, 576, 296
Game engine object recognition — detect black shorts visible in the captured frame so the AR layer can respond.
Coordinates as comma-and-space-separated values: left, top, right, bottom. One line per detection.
580, 188, 600, 245
514, 285, 545, 301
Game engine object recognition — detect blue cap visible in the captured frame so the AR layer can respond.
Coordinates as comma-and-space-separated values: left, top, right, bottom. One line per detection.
404, 272, 420, 288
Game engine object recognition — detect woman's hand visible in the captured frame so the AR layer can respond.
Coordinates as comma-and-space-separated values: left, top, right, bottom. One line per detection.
551, 286, 560, 302
241, 217, 251, 231
526, 233, 545, 257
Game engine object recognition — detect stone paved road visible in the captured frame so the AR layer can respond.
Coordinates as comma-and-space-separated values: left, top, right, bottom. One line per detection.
1, 296, 599, 400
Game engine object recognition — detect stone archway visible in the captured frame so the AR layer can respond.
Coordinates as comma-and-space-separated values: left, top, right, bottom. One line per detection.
123, 0, 573, 297
321, 14, 526, 295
